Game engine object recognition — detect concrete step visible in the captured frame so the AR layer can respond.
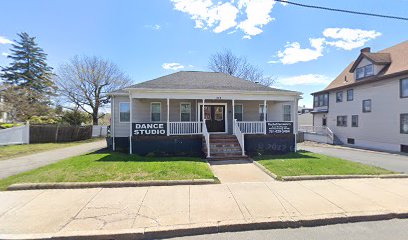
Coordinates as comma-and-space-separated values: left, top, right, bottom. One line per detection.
208, 155, 250, 161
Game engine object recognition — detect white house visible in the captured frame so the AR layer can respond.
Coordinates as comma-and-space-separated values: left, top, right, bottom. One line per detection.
108, 71, 302, 159
311, 41, 408, 153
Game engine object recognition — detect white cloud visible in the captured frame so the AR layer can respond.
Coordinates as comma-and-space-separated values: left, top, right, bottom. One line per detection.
171, 0, 277, 38
278, 74, 331, 86
323, 28, 382, 50
0, 36, 13, 45
162, 62, 185, 70
237, 0, 275, 37
272, 38, 325, 64
145, 24, 161, 30
172, 0, 239, 33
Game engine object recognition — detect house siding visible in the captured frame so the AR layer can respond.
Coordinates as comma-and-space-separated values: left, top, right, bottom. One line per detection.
323, 74, 408, 152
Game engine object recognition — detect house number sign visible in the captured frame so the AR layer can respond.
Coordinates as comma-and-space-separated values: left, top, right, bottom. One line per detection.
132, 123, 167, 136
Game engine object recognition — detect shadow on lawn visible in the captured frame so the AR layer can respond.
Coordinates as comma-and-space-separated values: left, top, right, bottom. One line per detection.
92, 150, 205, 163
254, 150, 319, 161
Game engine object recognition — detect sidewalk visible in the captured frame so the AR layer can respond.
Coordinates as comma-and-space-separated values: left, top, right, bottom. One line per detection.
0, 140, 106, 179
1, 178, 408, 239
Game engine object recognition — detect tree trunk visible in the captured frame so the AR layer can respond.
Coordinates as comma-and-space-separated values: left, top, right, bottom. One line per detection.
92, 110, 99, 125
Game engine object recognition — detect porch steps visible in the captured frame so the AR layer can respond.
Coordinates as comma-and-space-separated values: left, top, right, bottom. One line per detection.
203, 135, 250, 160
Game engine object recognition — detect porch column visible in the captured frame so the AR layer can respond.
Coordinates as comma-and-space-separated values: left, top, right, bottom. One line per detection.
129, 96, 133, 154
293, 97, 298, 152
202, 99, 205, 123
112, 96, 115, 151
167, 98, 170, 136
232, 99, 235, 134
263, 99, 267, 134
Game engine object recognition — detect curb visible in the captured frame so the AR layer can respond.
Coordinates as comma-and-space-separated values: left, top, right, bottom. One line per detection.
7, 179, 217, 191
250, 160, 408, 181
3, 212, 408, 240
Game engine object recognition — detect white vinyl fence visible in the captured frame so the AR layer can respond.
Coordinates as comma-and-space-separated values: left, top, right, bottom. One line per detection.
92, 125, 108, 137
0, 124, 30, 146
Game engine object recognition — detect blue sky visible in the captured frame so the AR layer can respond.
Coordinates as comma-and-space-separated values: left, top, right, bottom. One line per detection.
0, 0, 407, 107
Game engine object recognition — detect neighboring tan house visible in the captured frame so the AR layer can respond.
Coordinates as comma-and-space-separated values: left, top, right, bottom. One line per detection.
108, 71, 302, 159
311, 41, 408, 153
0, 87, 10, 123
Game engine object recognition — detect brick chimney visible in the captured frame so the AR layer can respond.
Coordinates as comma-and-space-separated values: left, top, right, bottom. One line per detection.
361, 47, 371, 53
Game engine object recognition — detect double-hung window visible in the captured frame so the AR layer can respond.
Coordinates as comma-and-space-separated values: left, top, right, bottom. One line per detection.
234, 104, 243, 121
336, 91, 343, 102
362, 99, 372, 113
151, 102, 161, 122
283, 105, 291, 121
352, 115, 358, 127
347, 89, 354, 101
337, 116, 347, 127
180, 103, 191, 122
401, 114, 408, 134
119, 102, 130, 122
401, 78, 408, 98
356, 64, 374, 79
259, 104, 267, 121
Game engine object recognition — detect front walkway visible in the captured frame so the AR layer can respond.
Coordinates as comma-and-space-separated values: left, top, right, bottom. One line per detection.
1, 178, 408, 238
0, 140, 106, 179
209, 160, 274, 183
299, 142, 408, 173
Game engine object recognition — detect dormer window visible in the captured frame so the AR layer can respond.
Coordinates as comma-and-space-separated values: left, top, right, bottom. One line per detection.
356, 64, 374, 79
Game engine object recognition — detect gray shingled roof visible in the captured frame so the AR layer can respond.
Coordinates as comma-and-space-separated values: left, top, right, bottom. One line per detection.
114, 71, 294, 93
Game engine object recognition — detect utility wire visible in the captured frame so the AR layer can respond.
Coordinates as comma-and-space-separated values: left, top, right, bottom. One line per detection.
274, 0, 408, 21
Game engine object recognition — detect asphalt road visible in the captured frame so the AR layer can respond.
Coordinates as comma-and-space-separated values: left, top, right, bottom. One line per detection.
170, 219, 408, 240
298, 143, 408, 173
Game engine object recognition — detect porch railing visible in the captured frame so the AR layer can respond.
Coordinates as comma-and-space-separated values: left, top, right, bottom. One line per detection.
202, 122, 210, 158
237, 121, 265, 134
233, 119, 245, 156
299, 125, 334, 144
169, 122, 202, 135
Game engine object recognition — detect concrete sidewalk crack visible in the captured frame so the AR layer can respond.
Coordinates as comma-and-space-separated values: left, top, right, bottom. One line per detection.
264, 183, 300, 216
226, 184, 248, 220
0, 190, 45, 219
131, 187, 149, 228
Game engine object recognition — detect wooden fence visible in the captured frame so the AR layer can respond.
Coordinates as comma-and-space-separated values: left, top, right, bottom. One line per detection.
29, 125, 92, 143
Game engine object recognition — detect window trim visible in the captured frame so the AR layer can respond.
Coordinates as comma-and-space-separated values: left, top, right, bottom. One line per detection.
400, 78, 408, 98
362, 99, 372, 113
234, 103, 244, 121
283, 104, 292, 121
401, 113, 408, 134
351, 115, 359, 127
179, 102, 192, 122
347, 89, 354, 101
150, 102, 162, 122
337, 115, 347, 127
336, 91, 343, 103
119, 102, 130, 123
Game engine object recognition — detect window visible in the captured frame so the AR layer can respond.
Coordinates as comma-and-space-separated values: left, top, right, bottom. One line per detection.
259, 104, 267, 121
151, 102, 161, 122
347, 138, 355, 144
362, 99, 372, 113
283, 105, 291, 121
180, 103, 191, 122
119, 102, 130, 122
356, 64, 374, 79
402, 145, 408, 153
314, 93, 328, 107
401, 114, 408, 134
234, 104, 243, 121
336, 91, 343, 102
337, 116, 347, 127
347, 89, 354, 101
401, 78, 408, 98
214, 106, 223, 121
352, 115, 358, 127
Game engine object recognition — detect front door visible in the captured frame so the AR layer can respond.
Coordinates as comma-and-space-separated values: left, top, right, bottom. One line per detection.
200, 105, 226, 132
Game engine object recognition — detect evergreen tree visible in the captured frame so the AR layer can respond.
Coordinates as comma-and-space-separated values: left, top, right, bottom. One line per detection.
1, 32, 56, 120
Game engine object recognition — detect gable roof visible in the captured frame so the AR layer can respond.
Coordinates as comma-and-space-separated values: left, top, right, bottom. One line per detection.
113, 71, 296, 93
349, 52, 391, 72
313, 40, 408, 94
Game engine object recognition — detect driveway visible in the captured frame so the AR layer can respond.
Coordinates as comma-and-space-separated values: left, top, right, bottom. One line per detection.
0, 140, 106, 179
299, 142, 408, 173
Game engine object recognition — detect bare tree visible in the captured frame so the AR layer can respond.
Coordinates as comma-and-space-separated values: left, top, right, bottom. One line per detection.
56, 56, 132, 125
208, 49, 275, 86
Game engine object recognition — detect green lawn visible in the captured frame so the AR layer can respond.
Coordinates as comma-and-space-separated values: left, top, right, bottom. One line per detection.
0, 151, 215, 190
255, 151, 395, 179
0, 138, 103, 161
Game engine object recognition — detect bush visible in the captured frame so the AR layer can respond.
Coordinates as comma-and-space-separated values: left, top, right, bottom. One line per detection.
0, 123, 22, 129
29, 116, 61, 125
